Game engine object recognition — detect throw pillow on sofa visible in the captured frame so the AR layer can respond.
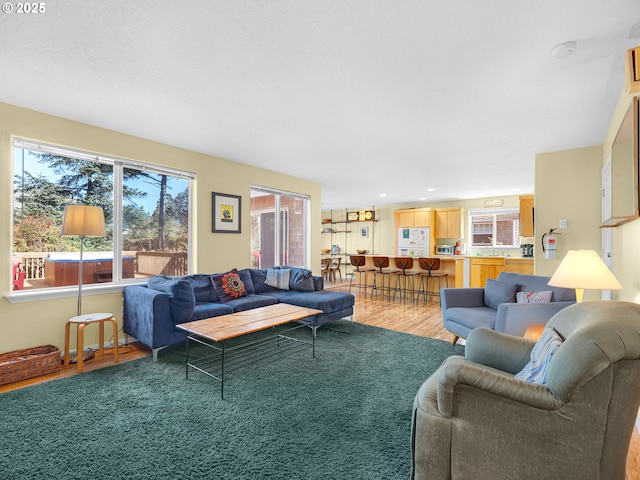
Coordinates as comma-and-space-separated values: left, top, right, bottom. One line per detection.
285, 267, 316, 292
483, 278, 518, 310
516, 291, 553, 304
515, 327, 564, 385
265, 267, 291, 290
212, 269, 247, 302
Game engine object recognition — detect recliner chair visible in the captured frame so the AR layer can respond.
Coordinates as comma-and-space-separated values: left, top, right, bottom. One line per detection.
411, 300, 640, 480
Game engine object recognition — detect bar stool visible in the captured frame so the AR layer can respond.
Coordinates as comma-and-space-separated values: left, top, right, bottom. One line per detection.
64, 312, 119, 372
416, 257, 449, 304
348, 255, 375, 293
392, 257, 419, 301
370, 256, 398, 299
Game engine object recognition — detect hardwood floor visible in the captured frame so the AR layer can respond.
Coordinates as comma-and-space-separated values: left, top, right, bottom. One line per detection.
1, 281, 638, 478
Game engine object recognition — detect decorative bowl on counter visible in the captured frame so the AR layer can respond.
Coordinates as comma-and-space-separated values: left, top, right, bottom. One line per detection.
322, 219, 332, 224
356, 249, 368, 254
321, 249, 331, 254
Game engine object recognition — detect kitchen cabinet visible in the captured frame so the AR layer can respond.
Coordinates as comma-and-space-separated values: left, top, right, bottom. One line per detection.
394, 208, 435, 255
519, 195, 534, 237
504, 258, 534, 275
435, 208, 463, 239
394, 208, 432, 228
469, 257, 504, 287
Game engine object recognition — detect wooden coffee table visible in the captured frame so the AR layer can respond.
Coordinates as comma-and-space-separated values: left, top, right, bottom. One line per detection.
177, 303, 322, 399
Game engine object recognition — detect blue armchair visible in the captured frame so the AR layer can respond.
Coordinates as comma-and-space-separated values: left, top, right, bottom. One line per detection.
441, 272, 576, 344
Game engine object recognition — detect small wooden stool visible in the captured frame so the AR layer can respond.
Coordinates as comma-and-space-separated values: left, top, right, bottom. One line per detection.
64, 313, 119, 372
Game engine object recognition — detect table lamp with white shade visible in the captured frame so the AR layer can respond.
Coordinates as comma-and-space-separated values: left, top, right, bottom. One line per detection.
60, 204, 106, 315
548, 249, 622, 302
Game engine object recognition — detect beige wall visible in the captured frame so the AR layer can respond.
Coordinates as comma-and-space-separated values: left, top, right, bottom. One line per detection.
534, 146, 603, 301
0, 102, 321, 353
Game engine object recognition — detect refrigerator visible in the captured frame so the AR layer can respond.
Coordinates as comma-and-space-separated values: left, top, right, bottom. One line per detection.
398, 227, 430, 257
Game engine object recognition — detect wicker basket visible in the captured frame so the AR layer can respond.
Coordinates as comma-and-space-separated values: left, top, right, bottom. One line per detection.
0, 345, 60, 386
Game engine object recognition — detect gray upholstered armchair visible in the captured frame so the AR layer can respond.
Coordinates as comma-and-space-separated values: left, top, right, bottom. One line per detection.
411, 301, 640, 480
441, 271, 576, 344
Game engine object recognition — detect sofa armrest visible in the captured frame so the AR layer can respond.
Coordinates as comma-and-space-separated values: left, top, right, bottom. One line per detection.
313, 275, 324, 291
440, 287, 485, 311
436, 356, 563, 417
495, 301, 576, 336
465, 328, 534, 374
123, 285, 174, 349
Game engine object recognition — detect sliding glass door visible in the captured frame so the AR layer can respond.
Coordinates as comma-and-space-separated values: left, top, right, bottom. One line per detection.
250, 187, 308, 269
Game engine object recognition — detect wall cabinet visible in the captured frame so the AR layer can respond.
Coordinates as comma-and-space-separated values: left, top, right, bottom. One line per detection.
435, 208, 462, 239
394, 208, 435, 254
519, 195, 534, 237
469, 257, 504, 287
394, 208, 431, 228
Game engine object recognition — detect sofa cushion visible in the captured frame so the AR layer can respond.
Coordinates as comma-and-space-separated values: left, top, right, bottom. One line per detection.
516, 291, 553, 304
147, 276, 195, 324
265, 290, 355, 313
225, 294, 279, 312
484, 278, 518, 310
212, 269, 247, 303
237, 268, 255, 295
285, 267, 316, 292
190, 302, 234, 322
185, 274, 215, 303
445, 306, 496, 330
250, 269, 280, 294
515, 327, 564, 384
265, 267, 291, 290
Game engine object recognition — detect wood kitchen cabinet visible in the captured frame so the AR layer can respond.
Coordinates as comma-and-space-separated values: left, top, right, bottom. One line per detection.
504, 258, 534, 275
519, 195, 534, 237
435, 208, 463, 239
394, 208, 435, 255
469, 257, 504, 287
394, 208, 432, 228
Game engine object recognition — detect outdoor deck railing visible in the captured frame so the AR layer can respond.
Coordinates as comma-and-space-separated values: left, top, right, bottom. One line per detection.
13, 251, 188, 280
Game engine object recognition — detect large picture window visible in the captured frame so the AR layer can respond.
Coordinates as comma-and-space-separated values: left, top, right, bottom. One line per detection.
250, 187, 309, 269
12, 139, 193, 292
469, 208, 520, 248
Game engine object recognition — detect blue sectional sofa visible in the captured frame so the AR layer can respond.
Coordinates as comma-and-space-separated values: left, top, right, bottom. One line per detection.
123, 267, 355, 360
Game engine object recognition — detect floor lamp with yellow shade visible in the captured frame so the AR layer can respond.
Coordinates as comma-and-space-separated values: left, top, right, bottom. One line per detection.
60, 204, 120, 370
60, 204, 106, 315
548, 249, 622, 303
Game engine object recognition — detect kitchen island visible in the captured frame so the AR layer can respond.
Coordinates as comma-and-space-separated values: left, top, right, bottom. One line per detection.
349, 255, 533, 290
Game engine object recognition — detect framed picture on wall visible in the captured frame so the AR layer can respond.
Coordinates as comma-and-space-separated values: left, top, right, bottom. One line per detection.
212, 192, 241, 233
360, 226, 369, 238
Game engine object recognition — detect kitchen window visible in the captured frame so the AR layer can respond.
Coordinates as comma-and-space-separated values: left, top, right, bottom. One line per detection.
469, 208, 520, 248
12, 138, 193, 294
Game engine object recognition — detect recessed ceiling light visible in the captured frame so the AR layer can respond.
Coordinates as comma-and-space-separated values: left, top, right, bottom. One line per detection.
419, 197, 427, 201
550, 41, 577, 60
379, 193, 387, 197
427, 188, 436, 192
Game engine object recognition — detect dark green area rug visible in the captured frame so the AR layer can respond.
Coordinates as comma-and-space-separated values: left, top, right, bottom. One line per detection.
0, 320, 463, 480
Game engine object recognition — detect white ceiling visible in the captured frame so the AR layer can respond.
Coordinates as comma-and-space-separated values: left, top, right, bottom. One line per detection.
1, 1, 639, 210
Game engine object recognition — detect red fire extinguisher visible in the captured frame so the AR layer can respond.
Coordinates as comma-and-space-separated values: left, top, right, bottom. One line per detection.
455, 241, 461, 255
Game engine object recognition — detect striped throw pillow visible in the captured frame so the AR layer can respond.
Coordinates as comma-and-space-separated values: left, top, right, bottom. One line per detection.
516, 291, 553, 303
515, 327, 564, 384
265, 267, 290, 290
